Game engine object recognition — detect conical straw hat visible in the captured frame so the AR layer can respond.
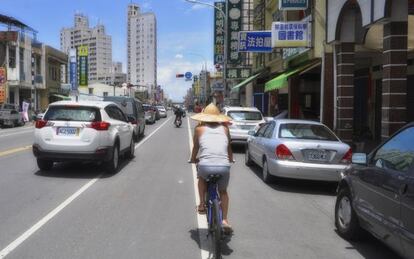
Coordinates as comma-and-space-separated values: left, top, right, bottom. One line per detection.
190, 103, 232, 122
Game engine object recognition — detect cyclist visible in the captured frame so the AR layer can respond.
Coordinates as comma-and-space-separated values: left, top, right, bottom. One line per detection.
174, 106, 184, 124
189, 103, 233, 233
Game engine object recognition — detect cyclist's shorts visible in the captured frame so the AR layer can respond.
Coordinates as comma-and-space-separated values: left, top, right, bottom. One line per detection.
197, 165, 230, 191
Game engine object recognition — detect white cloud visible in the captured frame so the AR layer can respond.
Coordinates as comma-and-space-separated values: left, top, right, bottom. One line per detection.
191, 4, 208, 10
175, 54, 184, 59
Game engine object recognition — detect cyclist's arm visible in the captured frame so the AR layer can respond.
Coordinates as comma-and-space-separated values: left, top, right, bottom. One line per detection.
190, 126, 202, 163
223, 126, 233, 163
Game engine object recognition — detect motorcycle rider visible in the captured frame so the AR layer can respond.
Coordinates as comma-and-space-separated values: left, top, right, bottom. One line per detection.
174, 106, 184, 125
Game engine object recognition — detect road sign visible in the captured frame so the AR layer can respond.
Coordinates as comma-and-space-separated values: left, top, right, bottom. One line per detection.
185, 72, 192, 80
239, 31, 272, 53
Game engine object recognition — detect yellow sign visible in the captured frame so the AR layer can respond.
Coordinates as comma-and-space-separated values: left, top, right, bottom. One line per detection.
78, 46, 88, 57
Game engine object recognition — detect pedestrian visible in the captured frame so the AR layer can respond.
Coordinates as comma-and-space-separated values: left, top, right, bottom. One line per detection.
189, 103, 234, 233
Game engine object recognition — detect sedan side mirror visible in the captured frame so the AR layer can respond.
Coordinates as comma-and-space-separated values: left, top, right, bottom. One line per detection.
127, 116, 137, 124
352, 153, 367, 165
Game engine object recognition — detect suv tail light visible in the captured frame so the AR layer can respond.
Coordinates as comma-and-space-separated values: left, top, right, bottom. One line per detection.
35, 120, 54, 129
276, 144, 295, 160
90, 121, 111, 131
341, 148, 352, 164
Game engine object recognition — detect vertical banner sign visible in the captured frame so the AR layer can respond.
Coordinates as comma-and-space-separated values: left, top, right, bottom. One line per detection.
214, 1, 226, 66
78, 46, 88, 87
69, 49, 77, 91
0, 67, 6, 103
228, 0, 242, 64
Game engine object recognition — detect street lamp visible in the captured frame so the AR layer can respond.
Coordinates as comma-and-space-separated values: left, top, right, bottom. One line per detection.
184, 0, 228, 98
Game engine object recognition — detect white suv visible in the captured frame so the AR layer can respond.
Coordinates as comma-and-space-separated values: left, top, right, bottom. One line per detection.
222, 106, 265, 143
33, 101, 135, 173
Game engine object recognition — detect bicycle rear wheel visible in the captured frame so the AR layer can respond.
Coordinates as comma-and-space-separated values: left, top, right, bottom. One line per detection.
212, 199, 222, 259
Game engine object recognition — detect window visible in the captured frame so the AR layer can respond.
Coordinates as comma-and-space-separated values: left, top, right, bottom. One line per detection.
372, 127, 414, 173
103, 92, 108, 97
106, 106, 127, 122
264, 123, 275, 138
227, 111, 262, 121
256, 124, 269, 137
88, 88, 94, 95
279, 123, 338, 141
9, 46, 16, 68
44, 106, 100, 122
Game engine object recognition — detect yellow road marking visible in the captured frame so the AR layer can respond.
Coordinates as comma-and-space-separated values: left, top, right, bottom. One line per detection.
0, 145, 32, 157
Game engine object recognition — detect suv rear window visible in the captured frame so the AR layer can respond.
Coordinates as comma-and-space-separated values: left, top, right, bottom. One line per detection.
44, 106, 101, 122
279, 123, 338, 141
227, 111, 262, 121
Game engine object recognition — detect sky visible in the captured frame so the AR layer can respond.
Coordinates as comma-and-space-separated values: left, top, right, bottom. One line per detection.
1, 0, 216, 101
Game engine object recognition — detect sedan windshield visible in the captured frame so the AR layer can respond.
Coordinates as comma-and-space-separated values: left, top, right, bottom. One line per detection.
279, 123, 339, 141
227, 111, 262, 121
44, 106, 100, 122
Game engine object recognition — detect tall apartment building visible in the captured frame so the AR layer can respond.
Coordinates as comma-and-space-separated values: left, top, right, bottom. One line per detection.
127, 3, 157, 99
60, 14, 112, 84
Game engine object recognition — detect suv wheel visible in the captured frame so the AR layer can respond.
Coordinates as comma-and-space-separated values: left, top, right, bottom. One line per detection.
335, 187, 364, 240
37, 159, 53, 171
125, 138, 135, 159
105, 145, 119, 174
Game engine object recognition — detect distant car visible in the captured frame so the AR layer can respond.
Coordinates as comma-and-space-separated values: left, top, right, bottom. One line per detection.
335, 123, 414, 259
222, 106, 265, 143
0, 103, 25, 128
32, 101, 135, 173
103, 96, 145, 141
156, 105, 167, 118
143, 104, 156, 124
153, 105, 160, 120
245, 119, 351, 183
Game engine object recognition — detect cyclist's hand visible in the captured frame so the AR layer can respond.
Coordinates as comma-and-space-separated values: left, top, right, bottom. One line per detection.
188, 158, 199, 164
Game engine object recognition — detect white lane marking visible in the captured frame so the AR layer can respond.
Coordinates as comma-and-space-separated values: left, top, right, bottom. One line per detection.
0, 128, 34, 138
135, 117, 171, 149
0, 178, 99, 258
0, 119, 171, 259
187, 117, 211, 259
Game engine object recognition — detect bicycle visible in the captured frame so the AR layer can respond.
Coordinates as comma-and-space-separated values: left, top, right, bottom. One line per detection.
205, 174, 224, 259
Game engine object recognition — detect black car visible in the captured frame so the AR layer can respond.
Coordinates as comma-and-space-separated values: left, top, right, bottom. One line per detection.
335, 123, 414, 258
103, 96, 145, 141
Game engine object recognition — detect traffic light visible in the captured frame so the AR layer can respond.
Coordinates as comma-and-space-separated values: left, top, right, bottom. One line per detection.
176, 74, 184, 78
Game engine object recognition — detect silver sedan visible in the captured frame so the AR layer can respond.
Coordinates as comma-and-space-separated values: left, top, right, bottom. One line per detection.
245, 119, 352, 183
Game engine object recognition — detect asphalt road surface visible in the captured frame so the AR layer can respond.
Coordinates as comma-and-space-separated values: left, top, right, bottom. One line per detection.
0, 115, 401, 259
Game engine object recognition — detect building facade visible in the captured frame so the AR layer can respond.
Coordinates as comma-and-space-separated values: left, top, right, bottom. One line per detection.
127, 3, 157, 100
60, 14, 112, 84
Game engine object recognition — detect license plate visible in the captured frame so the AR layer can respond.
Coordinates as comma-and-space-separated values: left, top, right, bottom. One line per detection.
240, 125, 254, 130
308, 151, 328, 161
57, 127, 78, 136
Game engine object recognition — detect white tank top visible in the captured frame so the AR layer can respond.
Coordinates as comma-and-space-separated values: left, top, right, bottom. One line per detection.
198, 125, 230, 166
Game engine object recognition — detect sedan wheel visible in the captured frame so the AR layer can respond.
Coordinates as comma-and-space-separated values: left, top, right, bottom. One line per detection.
245, 147, 253, 166
126, 138, 135, 159
335, 188, 364, 240
262, 160, 273, 183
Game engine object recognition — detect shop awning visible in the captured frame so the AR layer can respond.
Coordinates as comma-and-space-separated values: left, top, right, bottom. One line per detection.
51, 94, 71, 100
264, 60, 321, 92
231, 72, 263, 92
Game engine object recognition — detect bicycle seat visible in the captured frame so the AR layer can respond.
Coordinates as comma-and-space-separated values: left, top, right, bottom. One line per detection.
206, 174, 222, 183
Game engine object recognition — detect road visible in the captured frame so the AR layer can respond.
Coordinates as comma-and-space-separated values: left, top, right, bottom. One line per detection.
0, 115, 401, 259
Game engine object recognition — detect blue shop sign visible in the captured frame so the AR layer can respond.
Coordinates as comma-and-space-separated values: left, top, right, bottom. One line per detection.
279, 0, 308, 10
238, 31, 272, 53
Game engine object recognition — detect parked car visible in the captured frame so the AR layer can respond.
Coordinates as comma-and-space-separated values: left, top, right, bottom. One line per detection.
153, 105, 160, 120
32, 101, 135, 173
335, 123, 414, 259
0, 103, 25, 128
156, 105, 167, 118
143, 104, 156, 124
222, 106, 265, 143
103, 96, 145, 141
245, 119, 351, 183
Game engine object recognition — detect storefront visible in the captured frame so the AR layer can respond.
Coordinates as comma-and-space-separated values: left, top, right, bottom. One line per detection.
326, 0, 413, 146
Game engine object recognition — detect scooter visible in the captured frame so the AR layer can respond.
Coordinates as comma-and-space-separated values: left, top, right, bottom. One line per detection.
174, 117, 182, 127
